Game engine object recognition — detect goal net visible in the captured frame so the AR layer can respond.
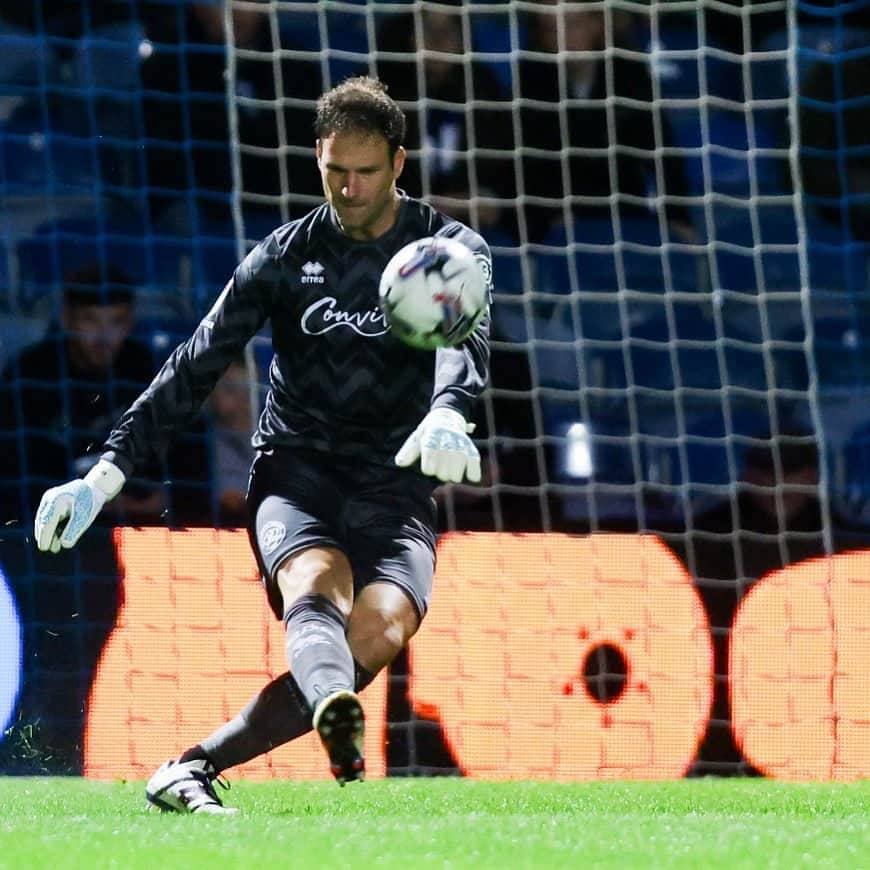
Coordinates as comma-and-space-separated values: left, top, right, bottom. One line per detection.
223, 0, 869, 778
2, 0, 869, 781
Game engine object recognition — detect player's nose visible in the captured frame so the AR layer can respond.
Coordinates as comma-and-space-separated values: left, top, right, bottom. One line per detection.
342, 174, 360, 199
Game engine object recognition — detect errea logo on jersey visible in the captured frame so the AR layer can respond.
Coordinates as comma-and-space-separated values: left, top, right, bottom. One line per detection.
301, 261, 326, 284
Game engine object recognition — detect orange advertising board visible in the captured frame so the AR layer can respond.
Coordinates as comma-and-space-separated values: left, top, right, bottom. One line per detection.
83, 529, 870, 781
410, 533, 712, 779
731, 550, 870, 781
84, 528, 387, 781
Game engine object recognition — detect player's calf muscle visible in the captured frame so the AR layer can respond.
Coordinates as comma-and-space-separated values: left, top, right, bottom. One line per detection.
348, 586, 420, 673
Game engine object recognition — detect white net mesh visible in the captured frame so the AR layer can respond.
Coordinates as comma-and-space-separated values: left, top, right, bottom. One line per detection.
222, 0, 868, 777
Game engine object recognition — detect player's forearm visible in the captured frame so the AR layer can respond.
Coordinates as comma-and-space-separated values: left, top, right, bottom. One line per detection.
430, 316, 490, 418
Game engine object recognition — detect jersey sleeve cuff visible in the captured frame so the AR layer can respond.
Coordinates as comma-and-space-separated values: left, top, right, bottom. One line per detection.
100, 449, 135, 480
430, 392, 473, 420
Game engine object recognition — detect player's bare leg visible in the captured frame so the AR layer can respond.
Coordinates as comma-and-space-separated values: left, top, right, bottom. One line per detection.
346, 582, 421, 676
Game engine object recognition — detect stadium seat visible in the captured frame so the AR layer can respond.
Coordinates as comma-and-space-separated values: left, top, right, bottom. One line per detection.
834, 415, 870, 527
535, 211, 703, 299
590, 394, 773, 493
15, 210, 194, 312
132, 314, 199, 369
752, 25, 870, 105
0, 106, 97, 197
471, 11, 520, 92
154, 213, 241, 314
805, 211, 870, 299
644, 17, 742, 103
0, 25, 53, 88
280, 0, 368, 83
484, 225, 524, 298
0, 312, 47, 371
710, 203, 799, 295
710, 202, 870, 298
788, 311, 870, 393
678, 109, 786, 201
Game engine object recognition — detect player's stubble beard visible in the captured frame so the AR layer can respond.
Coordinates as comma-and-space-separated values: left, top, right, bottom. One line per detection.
334, 188, 402, 241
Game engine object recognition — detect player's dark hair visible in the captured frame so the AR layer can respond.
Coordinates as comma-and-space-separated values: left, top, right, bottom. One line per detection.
63, 262, 136, 307
315, 76, 406, 157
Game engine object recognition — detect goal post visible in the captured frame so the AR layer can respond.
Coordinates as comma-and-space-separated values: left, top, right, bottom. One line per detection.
219, 0, 853, 776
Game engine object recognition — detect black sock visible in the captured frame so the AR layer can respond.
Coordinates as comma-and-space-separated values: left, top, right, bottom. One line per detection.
177, 744, 213, 767
183, 661, 379, 774
283, 593, 354, 711
198, 672, 313, 773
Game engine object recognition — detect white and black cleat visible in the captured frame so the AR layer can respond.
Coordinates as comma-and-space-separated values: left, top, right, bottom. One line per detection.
145, 758, 238, 815
313, 690, 366, 786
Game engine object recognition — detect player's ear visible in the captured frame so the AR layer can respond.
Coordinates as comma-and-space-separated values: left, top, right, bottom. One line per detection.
315, 139, 323, 166
393, 145, 406, 180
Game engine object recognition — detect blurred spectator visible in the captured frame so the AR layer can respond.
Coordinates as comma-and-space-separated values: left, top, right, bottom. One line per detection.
206, 356, 256, 527
0, 260, 155, 774
518, 0, 691, 242
139, 2, 336, 226
667, 431, 828, 774
376, 1, 517, 236
161, 356, 257, 529
0, 263, 163, 526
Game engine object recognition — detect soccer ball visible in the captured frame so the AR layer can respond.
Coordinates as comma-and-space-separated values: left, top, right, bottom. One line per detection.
378, 236, 488, 350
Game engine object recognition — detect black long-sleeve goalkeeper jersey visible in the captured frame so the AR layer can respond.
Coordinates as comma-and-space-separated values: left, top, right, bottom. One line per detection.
100, 195, 492, 478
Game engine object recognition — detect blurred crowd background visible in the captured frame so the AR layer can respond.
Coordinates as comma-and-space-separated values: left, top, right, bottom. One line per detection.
1, 0, 869, 777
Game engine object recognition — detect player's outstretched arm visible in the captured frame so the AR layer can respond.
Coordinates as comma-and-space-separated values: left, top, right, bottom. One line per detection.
34, 459, 125, 553
395, 407, 481, 484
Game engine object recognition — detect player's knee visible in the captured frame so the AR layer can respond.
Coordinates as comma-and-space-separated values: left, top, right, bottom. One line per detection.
276, 547, 353, 617
348, 603, 415, 672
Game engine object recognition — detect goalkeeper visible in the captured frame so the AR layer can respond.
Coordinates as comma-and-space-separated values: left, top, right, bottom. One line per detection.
33, 76, 491, 814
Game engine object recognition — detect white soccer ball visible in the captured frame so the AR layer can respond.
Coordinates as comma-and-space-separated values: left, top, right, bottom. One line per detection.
378, 236, 488, 350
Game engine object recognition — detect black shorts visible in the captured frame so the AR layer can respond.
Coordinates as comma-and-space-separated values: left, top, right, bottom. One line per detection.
247, 447, 438, 621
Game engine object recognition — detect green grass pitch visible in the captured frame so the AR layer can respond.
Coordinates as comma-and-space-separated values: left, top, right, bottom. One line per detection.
0, 778, 867, 869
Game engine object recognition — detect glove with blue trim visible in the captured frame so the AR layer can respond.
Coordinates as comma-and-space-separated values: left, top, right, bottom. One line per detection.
395, 407, 481, 484
34, 459, 126, 553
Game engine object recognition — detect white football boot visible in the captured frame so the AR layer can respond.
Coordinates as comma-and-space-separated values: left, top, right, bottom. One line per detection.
145, 758, 238, 815
313, 690, 365, 785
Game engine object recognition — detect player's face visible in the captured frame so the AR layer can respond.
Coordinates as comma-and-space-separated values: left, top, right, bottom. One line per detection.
317, 132, 406, 240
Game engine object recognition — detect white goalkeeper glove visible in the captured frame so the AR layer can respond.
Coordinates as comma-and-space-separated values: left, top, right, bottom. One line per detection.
395, 407, 481, 484
34, 459, 126, 553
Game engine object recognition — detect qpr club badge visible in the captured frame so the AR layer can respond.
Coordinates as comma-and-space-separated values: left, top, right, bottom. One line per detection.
260, 520, 287, 556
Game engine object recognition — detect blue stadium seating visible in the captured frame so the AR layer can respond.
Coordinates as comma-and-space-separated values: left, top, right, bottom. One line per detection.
786, 311, 870, 393
752, 25, 870, 105
644, 17, 742, 103
279, 0, 368, 83
0, 106, 97, 197
835, 413, 870, 526
14, 211, 194, 313
535, 211, 703, 299
0, 312, 47, 372
132, 314, 199, 369
0, 25, 52, 89
588, 394, 773, 494
709, 202, 870, 298
471, 10, 520, 92
676, 109, 786, 201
